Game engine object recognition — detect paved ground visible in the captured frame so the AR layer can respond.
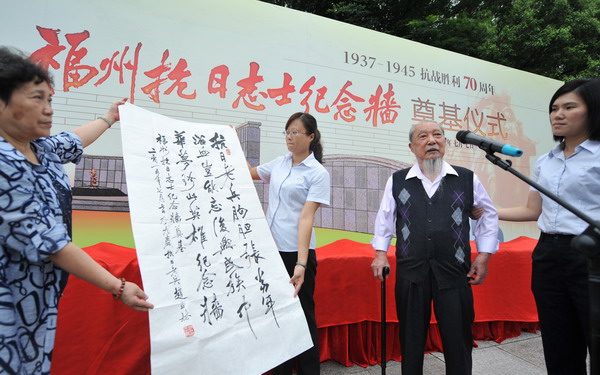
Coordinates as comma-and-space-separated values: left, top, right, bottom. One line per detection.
320, 330, 590, 374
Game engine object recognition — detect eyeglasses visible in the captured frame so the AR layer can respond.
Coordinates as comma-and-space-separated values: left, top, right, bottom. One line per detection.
282, 130, 307, 137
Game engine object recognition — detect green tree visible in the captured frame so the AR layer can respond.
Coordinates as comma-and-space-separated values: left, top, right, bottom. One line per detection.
262, 0, 335, 14
482, 0, 600, 80
405, 11, 496, 58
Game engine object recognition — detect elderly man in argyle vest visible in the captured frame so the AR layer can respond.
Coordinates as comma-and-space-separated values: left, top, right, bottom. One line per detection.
371, 121, 499, 375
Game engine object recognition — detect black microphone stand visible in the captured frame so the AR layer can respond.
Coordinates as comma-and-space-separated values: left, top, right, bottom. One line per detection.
484, 150, 600, 375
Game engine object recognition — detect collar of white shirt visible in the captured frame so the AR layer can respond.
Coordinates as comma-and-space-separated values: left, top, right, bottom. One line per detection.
548, 138, 600, 158
284, 151, 318, 166
406, 160, 458, 183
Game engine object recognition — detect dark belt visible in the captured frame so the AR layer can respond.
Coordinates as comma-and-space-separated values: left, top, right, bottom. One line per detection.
539, 232, 575, 241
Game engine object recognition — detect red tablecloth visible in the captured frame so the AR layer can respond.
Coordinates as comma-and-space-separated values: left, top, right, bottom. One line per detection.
52, 237, 540, 373
315, 237, 540, 366
51, 243, 151, 375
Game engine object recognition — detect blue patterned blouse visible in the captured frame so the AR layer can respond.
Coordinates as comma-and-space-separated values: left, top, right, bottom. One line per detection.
0, 132, 83, 374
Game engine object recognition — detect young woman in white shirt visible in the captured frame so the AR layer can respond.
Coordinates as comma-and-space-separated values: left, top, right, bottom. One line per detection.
248, 112, 330, 375
498, 78, 600, 375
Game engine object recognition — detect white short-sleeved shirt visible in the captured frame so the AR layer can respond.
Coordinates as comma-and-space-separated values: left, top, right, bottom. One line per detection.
257, 152, 330, 252
532, 139, 600, 235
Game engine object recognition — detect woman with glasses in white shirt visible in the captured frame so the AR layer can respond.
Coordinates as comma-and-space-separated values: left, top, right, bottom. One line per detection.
498, 78, 600, 375
248, 112, 330, 375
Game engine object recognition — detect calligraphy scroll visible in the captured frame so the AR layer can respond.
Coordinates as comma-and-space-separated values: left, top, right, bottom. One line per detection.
119, 103, 312, 374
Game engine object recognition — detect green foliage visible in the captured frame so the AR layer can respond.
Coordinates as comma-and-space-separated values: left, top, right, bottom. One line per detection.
406, 11, 496, 58
261, 0, 335, 14
259, 0, 600, 81
484, 0, 600, 80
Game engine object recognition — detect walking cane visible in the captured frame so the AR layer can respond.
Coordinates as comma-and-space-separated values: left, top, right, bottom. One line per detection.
381, 266, 390, 375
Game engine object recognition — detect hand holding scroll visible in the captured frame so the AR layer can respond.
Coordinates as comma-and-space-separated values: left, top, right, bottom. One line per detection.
120, 282, 155, 311
290, 266, 305, 297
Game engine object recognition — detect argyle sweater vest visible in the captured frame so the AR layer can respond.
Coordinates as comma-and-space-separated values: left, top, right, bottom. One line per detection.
392, 166, 474, 289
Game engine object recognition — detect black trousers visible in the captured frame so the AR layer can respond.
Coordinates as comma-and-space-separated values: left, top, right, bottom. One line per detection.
396, 269, 474, 375
273, 250, 320, 375
532, 233, 590, 375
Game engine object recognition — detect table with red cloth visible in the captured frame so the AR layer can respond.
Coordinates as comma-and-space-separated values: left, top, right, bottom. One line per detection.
51, 237, 539, 374
315, 237, 540, 367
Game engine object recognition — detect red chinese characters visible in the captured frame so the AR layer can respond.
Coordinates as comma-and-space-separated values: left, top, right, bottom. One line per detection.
267, 73, 295, 106
29, 26, 515, 133
142, 50, 197, 103
165, 58, 197, 100
299, 76, 330, 114
63, 31, 99, 92
29, 28, 197, 104
438, 102, 462, 132
208, 65, 230, 99
486, 112, 508, 139
463, 107, 486, 135
331, 81, 365, 122
364, 84, 401, 127
95, 43, 142, 103
232, 62, 266, 111
409, 101, 509, 141
29, 26, 65, 71
411, 97, 436, 123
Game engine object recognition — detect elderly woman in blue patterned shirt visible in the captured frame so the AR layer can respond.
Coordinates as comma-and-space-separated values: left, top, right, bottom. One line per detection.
0, 47, 154, 374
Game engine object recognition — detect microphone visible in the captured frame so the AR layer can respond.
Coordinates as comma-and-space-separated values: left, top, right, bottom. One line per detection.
456, 130, 523, 157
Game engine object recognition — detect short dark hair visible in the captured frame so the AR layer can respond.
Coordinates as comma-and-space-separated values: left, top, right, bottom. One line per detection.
549, 78, 600, 142
0, 46, 52, 104
285, 112, 324, 163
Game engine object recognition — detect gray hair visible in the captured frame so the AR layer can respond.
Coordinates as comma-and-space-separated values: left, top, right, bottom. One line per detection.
408, 121, 445, 142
